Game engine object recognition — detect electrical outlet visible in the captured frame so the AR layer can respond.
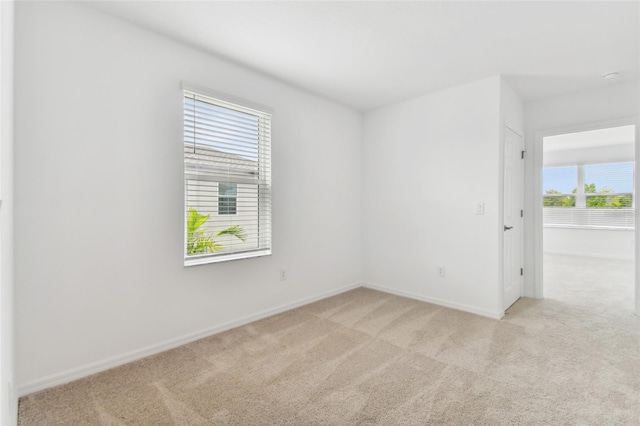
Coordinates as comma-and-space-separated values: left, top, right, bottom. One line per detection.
280, 269, 287, 281
437, 266, 446, 277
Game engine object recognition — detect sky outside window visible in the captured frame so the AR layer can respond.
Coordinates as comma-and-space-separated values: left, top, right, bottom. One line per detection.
584, 162, 633, 193
543, 166, 577, 194
543, 162, 633, 194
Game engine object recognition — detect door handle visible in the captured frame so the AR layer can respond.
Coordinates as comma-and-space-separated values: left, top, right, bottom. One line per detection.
504, 225, 513, 231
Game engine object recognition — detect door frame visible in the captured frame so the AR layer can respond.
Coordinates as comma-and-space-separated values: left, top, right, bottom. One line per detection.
533, 117, 640, 315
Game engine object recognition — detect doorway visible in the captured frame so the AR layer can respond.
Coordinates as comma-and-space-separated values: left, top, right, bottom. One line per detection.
539, 124, 636, 313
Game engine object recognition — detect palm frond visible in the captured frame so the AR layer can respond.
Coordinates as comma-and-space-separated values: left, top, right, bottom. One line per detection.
186, 208, 246, 254
216, 225, 246, 242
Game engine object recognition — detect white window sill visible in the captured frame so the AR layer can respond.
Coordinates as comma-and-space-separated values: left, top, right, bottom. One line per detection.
543, 224, 634, 231
184, 249, 272, 266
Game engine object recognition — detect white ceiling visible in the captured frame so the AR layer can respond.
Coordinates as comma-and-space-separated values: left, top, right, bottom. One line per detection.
86, 1, 639, 112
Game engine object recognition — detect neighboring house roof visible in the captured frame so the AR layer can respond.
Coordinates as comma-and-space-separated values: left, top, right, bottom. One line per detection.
185, 143, 259, 179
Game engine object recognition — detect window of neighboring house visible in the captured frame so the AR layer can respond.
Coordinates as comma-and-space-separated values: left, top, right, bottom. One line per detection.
218, 182, 237, 215
183, 86, 272, 265
543, 162, 635, 228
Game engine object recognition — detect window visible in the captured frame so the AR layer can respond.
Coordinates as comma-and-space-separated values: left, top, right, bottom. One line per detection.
184, 87, 272, 265
543, 162, 634, 228
218, 182, 237, 215
584, 163, 634, 209
542, 166, 577, 208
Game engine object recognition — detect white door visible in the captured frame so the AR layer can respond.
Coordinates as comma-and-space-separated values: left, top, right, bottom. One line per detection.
503, 126, 524, 310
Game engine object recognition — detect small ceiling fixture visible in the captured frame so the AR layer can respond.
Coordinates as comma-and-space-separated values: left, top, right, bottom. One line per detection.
602, 72, 620, 80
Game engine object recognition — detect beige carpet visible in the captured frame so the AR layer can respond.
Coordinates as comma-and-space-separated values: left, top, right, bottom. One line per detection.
544, 252, 635, 313
18, 286, 640, 425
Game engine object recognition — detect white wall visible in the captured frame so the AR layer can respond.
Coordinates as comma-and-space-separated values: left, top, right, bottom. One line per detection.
544, 228, 634, 260
14, 2, 362, 394
500, 79, 524, 132
362, 76, 503, 318
0, 1, 16, 423
524, 81, 640, 296
544, 143, 634, 167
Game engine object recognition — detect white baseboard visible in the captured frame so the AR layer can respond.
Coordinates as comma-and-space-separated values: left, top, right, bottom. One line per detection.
543, 250, 633, 261
362, 282, 504, 320
18, 282, 363, 397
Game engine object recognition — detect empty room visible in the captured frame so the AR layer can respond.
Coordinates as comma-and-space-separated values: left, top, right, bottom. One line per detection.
1, 1, 639, 425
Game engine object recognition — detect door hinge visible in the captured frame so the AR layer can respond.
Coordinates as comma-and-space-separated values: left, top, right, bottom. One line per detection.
520, 268, 524, 276
521, 150, 525, 159
520, 209, 523, 217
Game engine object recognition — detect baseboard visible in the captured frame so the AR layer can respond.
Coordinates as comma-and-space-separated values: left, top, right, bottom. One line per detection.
363, 282, 504, 320
18, 282, 363, 397
543, 250, 633, 261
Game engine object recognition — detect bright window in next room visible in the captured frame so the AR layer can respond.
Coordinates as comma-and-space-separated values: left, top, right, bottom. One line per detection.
542, 162, 635, 229
183, 87, 272, 265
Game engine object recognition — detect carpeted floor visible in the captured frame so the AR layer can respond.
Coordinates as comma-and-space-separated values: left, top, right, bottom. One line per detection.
544, 252, 635, 313
18, 282, 640, 425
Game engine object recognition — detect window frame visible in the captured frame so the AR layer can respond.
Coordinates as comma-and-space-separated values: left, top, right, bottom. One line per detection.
182, 83, 273, 266
542, 161, 635, 230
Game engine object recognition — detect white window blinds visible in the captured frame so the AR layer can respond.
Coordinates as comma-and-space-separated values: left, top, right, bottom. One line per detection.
184, 89, 272, 265
543, 162, 635, 228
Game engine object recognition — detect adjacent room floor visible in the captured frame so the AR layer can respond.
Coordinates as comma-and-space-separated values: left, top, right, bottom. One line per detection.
544, 252, 635, 313
19, 285, 640, 425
